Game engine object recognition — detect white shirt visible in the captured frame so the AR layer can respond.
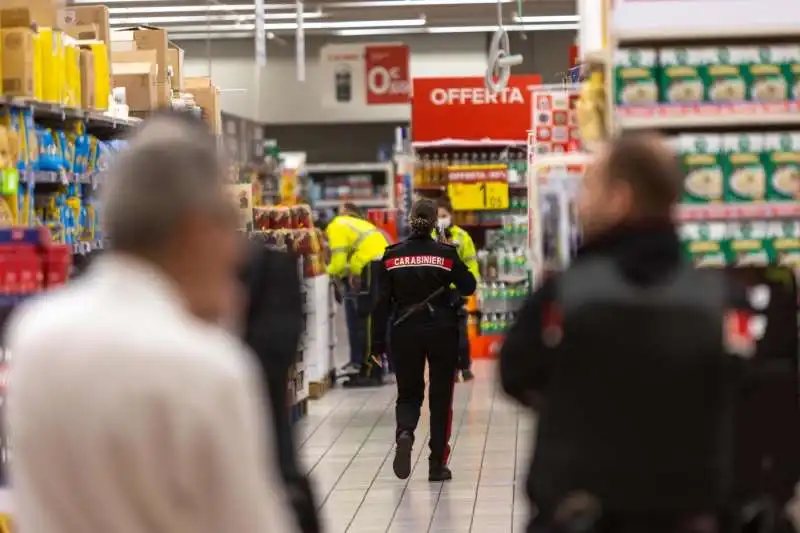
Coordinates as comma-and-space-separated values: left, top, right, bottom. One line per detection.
5, 255, 295, 533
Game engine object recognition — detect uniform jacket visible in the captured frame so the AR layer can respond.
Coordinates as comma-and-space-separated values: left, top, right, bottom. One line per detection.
435, 224, 480, 281
325, 215, 389, 278
371, 233, 477, 353
6, 255, 295, 533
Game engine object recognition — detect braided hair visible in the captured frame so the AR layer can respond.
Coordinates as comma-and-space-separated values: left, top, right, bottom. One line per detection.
408, 198, 437, 236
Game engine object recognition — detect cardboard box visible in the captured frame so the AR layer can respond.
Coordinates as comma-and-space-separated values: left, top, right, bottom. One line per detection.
112, 61, 156, 112
186, 77, 221, 135
79, 48, 95, 109
0, 0, 65, 29
64, 24, 98, 41
62, 6, 109, 43
111, 49, 169, 106
2, 27, 37, 98
166, 43, 184, 91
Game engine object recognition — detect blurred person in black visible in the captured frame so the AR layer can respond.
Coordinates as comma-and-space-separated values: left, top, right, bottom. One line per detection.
371, 198, 477, 482
241, 243, 321, 533
500, 132, 755, 533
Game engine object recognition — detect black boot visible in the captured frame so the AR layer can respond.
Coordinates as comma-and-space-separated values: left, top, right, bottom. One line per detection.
393, 431, 413, 479
428, 459, 452, 482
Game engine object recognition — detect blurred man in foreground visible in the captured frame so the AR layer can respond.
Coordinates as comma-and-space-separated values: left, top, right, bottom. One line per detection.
5, 112, 294, 533
241, 243, 320, 533
500, 133, 752, 533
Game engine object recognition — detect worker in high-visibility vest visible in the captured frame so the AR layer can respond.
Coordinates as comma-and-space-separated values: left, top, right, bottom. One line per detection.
326, 203, 389, 386
435, 196, 480, 382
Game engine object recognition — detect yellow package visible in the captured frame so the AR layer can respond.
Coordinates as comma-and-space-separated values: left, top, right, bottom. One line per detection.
32, 31, 43, 101
88, 41, 110, 110
64, 40, 81, 108
39, 28, 66, 104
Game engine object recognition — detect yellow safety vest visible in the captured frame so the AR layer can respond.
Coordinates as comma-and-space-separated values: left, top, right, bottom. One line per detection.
326, 215, 389, 277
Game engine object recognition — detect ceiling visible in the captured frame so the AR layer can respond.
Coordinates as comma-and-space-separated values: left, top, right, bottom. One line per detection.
69, 0, 577, 40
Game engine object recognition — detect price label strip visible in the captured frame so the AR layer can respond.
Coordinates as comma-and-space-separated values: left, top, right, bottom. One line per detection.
446, 164, 509, 211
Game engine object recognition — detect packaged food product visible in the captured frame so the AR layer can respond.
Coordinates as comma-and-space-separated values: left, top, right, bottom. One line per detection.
772, 221, 800, 268
678, 134, 725, 204
680, 222, 728, 267
744, 45, 799, 102
269, 206, 291, 229
701, 46, 751, 103
254, 207, 271, 230
763, 131, 800, 202
659, 47, 709, 104
723, 133, 767, 203
725, 222, 774, 266
614, 48, 659, 105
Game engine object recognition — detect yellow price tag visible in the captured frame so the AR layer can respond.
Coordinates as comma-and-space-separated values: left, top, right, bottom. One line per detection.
447, 181, 509, 211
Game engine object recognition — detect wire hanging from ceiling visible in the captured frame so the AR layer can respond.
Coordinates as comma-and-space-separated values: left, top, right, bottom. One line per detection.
485, 0, 523, 94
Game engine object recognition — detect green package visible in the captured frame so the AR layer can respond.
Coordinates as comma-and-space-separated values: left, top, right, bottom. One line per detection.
680, 222, 728, 267
725, 222, 774, 266
745, 45, 799, 102
678, 134, 725, 204
614, 48, 659, 105
771, 221, 800, 268
705, 47, 749, 103
659, 47, 707, 104
763, 132, 800, 202
723, 133, 767, 203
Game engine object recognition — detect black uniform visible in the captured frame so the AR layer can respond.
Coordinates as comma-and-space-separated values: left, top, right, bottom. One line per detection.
241, 245, 321, 533
372, 233, 477, 464
500, 225, 755, 533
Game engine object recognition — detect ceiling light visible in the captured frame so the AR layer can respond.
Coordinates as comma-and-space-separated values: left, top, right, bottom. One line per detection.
108, 4, 302, 14
170, 32, 256, 41
326, 0, 511, 6
515, 15, 580, 23
161, 19, 426, 33
110, 12, 323, 25
427, 23, 578, 33
335, 28, 422, 36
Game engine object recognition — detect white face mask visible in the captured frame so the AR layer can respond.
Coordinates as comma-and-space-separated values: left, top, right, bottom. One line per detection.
437, 216, 451, 232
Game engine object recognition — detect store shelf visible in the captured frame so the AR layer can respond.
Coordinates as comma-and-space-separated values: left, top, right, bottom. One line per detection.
675, 202, 800, 222
0, 97, 141, 134
315, 198, 389, 208
614, 26, 800, 45
412, 139, 527, 149
617, 102, 800, 130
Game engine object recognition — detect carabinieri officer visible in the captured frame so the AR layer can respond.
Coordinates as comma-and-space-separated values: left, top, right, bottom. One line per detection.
371, 198, 476, 482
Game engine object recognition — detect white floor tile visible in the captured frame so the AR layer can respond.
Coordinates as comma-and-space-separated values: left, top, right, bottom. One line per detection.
296, 359, 530, 533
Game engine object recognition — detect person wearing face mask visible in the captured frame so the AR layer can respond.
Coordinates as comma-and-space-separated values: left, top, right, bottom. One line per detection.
435, 196, 480, 381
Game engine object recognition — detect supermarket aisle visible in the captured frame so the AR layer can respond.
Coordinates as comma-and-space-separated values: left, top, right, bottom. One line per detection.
296, 360, 533, 533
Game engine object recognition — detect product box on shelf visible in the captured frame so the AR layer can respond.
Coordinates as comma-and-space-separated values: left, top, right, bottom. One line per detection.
62, 5, 110, 64
185, 77, 221, 135
111, 26, 170, 106
678, 133, 725, 204
743, 45, 800, 103
0, 0, 65, 30
722, 132, 767, 203
763, 131, 800, 202
0, 27, 37, 99
166, 44, 184, 91
112, 56, 157, 112
615, 47, 659, 105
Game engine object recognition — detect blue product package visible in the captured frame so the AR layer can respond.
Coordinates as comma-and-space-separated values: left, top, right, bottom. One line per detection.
37, 128, 64, 172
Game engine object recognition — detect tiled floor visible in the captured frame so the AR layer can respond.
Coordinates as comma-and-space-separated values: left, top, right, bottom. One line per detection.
296, 360, 534, 533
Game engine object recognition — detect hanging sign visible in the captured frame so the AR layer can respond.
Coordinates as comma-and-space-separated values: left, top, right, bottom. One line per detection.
446, 165, 509, 211
320, 43, 409, 108
411, 74, 542, 143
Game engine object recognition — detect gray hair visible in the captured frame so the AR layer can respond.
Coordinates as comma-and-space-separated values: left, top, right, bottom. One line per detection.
100, 116, 226, 255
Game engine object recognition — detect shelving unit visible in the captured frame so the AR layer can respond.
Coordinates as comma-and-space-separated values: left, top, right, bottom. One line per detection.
609, 0, 800, 269
307, 162, 395, 214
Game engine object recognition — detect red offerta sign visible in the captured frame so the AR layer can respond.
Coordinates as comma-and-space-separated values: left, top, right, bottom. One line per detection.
365, 45, 410, 105
411, 75, 543, 143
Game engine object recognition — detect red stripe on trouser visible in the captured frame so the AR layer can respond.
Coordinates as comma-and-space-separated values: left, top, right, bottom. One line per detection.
443, 372, 456, 464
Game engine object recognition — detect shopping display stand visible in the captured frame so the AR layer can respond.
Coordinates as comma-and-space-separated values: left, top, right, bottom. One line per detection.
408, 75, 543, 359
608, 0, 800, 271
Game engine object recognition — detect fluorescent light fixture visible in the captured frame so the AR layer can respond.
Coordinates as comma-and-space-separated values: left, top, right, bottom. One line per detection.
110, 12, 323, 25
159, 18, 426, 33
329, 0, 511, 5
108, 4, 302, 14
169, 32, 256, 41
515, 15, 579, 23
336, 23, 578, 36
427, 23, 578, 33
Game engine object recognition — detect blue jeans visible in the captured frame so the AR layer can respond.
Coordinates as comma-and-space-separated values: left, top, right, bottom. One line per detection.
344, 295, 367, 367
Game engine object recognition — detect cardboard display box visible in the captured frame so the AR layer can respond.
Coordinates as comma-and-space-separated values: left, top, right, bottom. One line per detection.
166, 43, 184, 91
111, 26, 170, 105
112, 60, 156, 112
79, 48, 95, 109
186, 77, 221, 135
111, 48, 168, 107
2, 27, 37, 98
0, 0, 65, 29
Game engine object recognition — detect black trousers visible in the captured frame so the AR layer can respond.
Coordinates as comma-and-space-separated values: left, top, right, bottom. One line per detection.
456, 310, 470, 371
391, 323, 459, 463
